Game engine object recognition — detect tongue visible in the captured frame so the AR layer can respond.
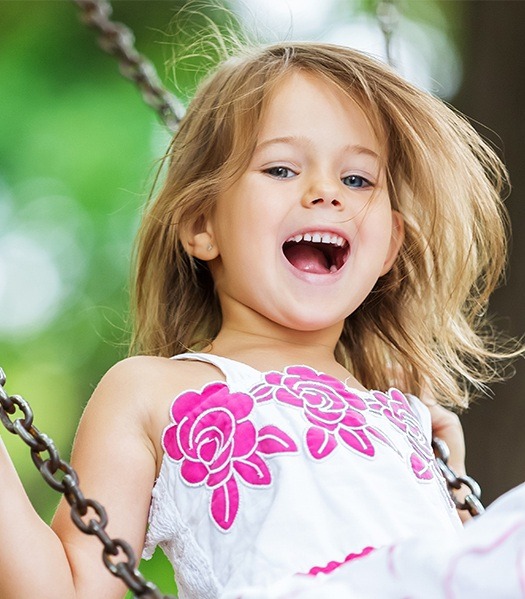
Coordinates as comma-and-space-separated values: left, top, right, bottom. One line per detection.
285, 243, 330, 274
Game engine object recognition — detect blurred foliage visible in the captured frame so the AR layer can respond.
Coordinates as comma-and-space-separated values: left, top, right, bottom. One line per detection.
0, 1, 236, 595
0, 1, 459, 597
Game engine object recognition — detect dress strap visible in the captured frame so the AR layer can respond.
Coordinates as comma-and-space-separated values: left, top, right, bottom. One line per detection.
405, 394, 432, 443
170, 352, 263, 390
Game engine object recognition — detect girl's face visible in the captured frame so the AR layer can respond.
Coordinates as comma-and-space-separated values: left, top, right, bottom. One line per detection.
200, 71, 403, 337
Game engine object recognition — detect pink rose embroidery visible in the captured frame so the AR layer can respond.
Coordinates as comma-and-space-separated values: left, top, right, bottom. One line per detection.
369, 389, 435, 480
163, 382, 298, 531
252, 366, 395, 460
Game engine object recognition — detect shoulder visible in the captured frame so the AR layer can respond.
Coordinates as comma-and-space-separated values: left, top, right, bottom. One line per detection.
90, 355, 227, 474
92, 354, 227, 432
96, 355, 225, 400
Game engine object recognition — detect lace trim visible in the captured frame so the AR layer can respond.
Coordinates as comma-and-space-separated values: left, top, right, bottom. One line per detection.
143, 461, 221, 598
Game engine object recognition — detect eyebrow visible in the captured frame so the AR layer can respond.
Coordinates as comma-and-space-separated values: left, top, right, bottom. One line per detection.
254, 135, 380, 160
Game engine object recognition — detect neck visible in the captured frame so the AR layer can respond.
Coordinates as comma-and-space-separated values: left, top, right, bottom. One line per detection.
208, 311, 356, 384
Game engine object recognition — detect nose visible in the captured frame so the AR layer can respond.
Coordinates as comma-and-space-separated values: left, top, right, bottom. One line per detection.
301, 177, 343, 210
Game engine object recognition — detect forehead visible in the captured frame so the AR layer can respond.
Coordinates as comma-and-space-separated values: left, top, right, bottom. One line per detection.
256, 71, 382, 153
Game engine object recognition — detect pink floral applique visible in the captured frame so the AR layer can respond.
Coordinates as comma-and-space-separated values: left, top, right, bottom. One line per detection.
369, 389, 435, 480
163, 382, 298, 531
252, 366, 396, 461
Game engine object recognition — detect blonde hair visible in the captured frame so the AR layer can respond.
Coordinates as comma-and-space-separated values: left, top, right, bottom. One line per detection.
131, 42, 518, 408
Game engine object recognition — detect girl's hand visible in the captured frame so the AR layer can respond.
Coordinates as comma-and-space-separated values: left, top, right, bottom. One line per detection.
427, 403, 466, 476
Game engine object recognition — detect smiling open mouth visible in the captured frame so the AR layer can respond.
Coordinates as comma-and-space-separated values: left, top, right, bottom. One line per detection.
283, 232, 350, 274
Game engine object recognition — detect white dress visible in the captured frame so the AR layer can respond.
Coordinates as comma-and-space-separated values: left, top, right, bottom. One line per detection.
143, 353, 468, 598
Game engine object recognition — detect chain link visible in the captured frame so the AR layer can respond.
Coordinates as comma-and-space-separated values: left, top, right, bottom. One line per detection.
432, 437, 485, 517
376, 0, 400, 67
0, 367, 174, 599
71, 0, 185, 132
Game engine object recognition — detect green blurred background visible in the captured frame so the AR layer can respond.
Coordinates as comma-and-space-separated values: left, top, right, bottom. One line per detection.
1, 1, 524, 596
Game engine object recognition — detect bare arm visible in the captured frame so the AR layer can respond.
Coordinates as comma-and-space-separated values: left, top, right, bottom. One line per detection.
51, 357, 160, 599
0, 435, 77, 598
0, 356, 200, 599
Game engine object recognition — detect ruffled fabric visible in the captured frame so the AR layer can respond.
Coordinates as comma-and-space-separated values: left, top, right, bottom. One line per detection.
224, 482, 525, 598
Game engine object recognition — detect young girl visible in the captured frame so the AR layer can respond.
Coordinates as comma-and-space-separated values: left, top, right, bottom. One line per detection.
1, 42, 525, 599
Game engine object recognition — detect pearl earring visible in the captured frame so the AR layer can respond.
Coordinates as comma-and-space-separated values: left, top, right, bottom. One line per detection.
207, 243, 213, 252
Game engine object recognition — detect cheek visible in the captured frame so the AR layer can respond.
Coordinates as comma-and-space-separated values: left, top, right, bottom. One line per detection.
354, 208, 393, 248
351, 214, 395, 279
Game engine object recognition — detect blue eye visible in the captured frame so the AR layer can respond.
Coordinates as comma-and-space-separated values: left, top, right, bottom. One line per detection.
342, 175, 373, 189
265, 166, 296, 179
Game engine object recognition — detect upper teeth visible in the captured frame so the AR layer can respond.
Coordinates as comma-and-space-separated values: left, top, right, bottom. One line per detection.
286, 231, 346, 247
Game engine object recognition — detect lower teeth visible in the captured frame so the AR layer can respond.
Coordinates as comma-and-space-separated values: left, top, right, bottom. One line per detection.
330, 265, 337, 273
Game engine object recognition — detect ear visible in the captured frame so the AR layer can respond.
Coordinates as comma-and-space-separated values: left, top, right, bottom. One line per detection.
180, 219, 219, 261
380, 210, 404, 276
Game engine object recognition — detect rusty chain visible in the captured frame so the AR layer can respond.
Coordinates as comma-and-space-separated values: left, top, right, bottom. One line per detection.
0, 367, 174, 599
432, 437, 485, 517
71, 0, 184, 133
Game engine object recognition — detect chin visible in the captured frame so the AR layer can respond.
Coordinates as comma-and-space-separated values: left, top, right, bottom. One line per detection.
272, 311, 346, 334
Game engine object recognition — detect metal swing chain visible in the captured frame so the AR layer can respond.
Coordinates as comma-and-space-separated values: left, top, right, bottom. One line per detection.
71, 0, 184, 133
376, 0, 400, 67
0, 368, 174, 599
432, 437, 485, 517
0, 3, 183, 595
375, 0, 485, 516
